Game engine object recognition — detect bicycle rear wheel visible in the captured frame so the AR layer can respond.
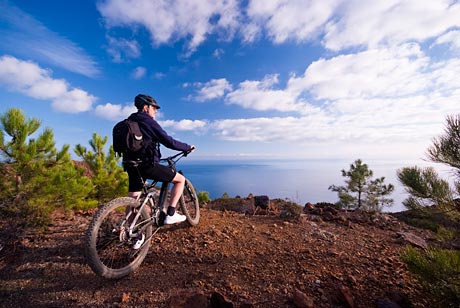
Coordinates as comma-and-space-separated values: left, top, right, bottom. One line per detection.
84, 197, 152, 279
179, 179, 200, 226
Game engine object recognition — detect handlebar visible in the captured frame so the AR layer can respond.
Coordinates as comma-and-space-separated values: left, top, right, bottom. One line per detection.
160, 147, 195, 166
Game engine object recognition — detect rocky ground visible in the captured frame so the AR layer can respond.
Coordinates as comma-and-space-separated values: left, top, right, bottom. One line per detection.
0, 200, 444, 308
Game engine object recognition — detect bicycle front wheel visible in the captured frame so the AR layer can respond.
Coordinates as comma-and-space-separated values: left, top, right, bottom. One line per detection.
179, 179, 200, 226
84, 197, 152, 279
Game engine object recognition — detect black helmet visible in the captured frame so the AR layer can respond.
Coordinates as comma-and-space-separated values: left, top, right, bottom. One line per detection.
134, 94, 161, 109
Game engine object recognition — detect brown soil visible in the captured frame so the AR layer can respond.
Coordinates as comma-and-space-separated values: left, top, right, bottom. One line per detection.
0, 205, 439, 308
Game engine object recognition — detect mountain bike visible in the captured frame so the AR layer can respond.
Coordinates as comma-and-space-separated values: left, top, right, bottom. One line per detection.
84, 150, 200, 279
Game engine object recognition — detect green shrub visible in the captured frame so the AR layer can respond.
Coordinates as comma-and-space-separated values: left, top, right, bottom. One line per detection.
402, 246, 460, 306
221, 192, 230, 199
406, 217, 439, 232
316, 202, 340, 209
436, 226, 456, 242
394, 207, 459, 233
198, 191, 210, 204
272, 198, 303, 218
281, 201, 303, 218
0, 108, 95, 227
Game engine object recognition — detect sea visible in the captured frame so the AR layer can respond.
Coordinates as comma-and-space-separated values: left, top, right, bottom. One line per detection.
177, 158, 455, 213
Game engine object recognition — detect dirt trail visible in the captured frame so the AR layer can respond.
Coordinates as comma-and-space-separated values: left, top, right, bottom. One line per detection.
0, 207, 434, 307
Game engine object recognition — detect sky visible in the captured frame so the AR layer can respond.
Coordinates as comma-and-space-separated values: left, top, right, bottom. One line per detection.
1, 0, 460, 164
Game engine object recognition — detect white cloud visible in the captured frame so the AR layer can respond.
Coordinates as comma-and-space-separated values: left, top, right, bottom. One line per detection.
153, 72, 166, 80
246, 0, 340, 44
190, 75, 312, 113
98, 0, 240, 55
194, 78, 233, 102
291, 43, 431, 100
226, 74, 307, 112
240, 22, 260, 43
213, 48, 225, 59
0, 2, 100, 77
3, 0, 458, 161
93, 104, 207, 131
430, 58, 460, 93
323, 0, 460, 50
97, 0, 460, 57
432, 30, 460, 50
197, 38, 460, 158
0, 56, 97, 113
131, 66, 147, 79
106, 35, 141, 62
51, 89, 96, 113
73, 0, 460, 161
192, 40, 460, 117
205, 79, 459, 157
94, 103, 137, 121
160, 119, 207, 131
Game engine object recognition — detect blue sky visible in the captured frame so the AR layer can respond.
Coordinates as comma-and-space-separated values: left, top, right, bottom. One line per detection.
1, 0, 460, 162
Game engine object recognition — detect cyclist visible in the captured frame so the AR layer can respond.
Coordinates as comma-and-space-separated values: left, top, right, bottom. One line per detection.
123, 94, 195, 232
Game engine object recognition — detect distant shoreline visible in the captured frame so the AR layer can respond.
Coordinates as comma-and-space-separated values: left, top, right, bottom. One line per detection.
179, 158, 448, 213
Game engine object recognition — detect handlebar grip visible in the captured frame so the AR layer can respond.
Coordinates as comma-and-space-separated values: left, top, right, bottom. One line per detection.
184, 146, 196, 157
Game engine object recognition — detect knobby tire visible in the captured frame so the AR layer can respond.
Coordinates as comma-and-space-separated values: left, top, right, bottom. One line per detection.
179, 179, 200, 226
84, 197, 152, 279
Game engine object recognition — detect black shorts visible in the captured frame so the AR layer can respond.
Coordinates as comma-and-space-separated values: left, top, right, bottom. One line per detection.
126, 163, 176, 192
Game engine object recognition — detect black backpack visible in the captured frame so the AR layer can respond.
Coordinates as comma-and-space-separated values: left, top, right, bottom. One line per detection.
112, 119, 144, 156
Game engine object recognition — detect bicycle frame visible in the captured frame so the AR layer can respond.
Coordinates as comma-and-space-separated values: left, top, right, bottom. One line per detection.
124, 150, 191, 238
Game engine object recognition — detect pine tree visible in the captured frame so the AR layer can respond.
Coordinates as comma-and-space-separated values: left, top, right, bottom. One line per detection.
397, 166, 453, 211
398, 114, 460, 216
366, 176, 395, 211
74, 132, 128, 203
0, 108, 94, 226
329, 159, 394, 211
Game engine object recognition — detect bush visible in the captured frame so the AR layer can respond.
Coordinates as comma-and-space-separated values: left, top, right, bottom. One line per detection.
406, 217, 439, 232
0, 108, 95, 227
272, 198, 303, 219
436, 226, 456, 242
394, 207, 460, 234
198, 191, 210, 204
316, 202, 340, 209
402, 246, 460, 307
280, 201, 303, 218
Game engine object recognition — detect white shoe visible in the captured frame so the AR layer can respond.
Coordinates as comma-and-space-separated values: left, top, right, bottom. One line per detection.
164, 212, 186, 225
132, 233, 145, 250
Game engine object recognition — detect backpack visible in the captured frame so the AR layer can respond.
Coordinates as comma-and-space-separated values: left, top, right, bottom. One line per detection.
112, 119, 144, 156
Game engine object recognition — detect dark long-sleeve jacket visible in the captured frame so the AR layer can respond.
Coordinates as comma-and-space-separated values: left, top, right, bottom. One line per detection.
124, 112, 191, 164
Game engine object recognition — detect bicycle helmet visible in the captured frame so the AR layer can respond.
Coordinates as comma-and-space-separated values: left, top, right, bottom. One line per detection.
134, 94, 161, 109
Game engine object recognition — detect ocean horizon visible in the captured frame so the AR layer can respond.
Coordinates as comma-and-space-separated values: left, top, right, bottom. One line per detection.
178, 158, 455, 213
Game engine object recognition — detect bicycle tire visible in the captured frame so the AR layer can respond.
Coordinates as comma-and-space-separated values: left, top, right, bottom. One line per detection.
84, 197, 152, 279
179, 179, 200, 226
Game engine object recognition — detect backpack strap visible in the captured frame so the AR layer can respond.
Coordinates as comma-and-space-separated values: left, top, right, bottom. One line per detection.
154, 141, 161, 160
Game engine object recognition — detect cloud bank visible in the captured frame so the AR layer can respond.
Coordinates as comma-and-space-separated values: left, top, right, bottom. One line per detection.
0, 56, 97, 113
